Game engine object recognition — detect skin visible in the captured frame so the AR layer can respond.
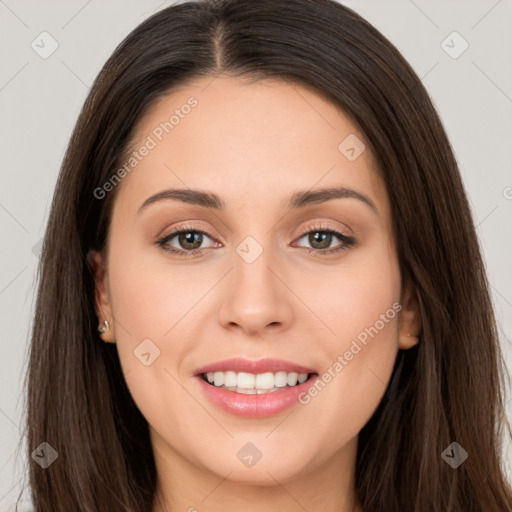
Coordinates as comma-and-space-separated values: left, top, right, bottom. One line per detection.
89, 75, 421, 512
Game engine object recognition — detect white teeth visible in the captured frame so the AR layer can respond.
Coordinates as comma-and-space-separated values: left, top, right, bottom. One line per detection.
287, 372, 298, 386
236, 388, 256, 394
255, 372, 275, 389
213, 371, 224, 387
203, 370, 310, 391
224, 371, 237, 387
274, 371, 288, 387
237, 372, 255, 389
298, 373, 308, 384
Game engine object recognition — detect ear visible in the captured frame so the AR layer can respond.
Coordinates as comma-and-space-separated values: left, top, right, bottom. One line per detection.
398, 280, 422, 349
87, 249, 116, 343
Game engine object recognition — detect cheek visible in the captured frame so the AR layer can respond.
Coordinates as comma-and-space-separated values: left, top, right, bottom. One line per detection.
106, 256, 194, 444
301, 242, 401, 434
321, 234, 401, 346
107, 237, 209, 339
105, 238, 221, 421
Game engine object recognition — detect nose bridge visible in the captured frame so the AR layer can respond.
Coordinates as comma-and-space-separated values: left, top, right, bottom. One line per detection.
233, 234, 280, 306
217, 233, 294, 333
236, 239, 273, 292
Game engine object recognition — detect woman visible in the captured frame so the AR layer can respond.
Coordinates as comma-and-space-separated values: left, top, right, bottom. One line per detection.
21, 0, 512, 510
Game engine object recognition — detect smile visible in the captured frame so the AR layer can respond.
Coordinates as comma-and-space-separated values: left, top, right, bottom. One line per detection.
201, 370, 310, 393
194, 358, 319, 418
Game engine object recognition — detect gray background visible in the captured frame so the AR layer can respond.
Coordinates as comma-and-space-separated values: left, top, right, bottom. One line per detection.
1, 0, 511, 508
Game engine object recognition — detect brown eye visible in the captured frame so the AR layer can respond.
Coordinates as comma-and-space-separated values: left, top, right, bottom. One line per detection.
294, 225, 356, 255
303, 231, 335, 250
157, 227, 218, 257
175, 231, 204, 251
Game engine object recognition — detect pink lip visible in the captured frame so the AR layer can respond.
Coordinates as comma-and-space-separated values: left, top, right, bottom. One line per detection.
194, 357, 316, 375
194, 358, 318, 418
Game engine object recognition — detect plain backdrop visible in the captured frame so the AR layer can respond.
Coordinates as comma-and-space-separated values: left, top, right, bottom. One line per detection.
1, 0, 511, 509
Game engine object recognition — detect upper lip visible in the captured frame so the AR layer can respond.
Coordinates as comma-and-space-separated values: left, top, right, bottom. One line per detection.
195, 358, 317, 375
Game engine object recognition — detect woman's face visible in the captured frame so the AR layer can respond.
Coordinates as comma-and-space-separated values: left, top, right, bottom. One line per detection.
91, 75, 420, 488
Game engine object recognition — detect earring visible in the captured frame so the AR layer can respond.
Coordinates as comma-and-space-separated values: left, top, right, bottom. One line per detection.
98, 320, 110, 334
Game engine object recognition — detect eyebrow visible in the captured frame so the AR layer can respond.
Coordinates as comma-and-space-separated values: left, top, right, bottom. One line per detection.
137, 186, 378, 215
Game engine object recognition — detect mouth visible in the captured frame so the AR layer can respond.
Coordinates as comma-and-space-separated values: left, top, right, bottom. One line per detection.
200, 370, 316, 394
194, 358, 319, 418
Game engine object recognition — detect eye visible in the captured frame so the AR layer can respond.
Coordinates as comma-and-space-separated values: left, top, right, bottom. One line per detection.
156, 222, 357, 258
293, 223, 356, 255
156, 225, 219, 257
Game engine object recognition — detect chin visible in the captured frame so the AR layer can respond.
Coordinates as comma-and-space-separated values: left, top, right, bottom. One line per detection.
195, 443, 315, 486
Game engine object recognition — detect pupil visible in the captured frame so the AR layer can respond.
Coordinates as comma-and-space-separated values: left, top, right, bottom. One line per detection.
310, 232, 331, 249
179, 232, 202, 250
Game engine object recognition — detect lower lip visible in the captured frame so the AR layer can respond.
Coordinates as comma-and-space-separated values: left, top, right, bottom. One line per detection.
195, 374, 318, 418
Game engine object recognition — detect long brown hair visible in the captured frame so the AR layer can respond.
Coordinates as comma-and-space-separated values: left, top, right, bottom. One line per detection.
19, 0, 512, 510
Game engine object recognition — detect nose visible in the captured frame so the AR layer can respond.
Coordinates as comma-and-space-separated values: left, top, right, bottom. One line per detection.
217, 246, 294, 336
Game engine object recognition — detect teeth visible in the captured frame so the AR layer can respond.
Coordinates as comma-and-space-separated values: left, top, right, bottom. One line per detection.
237, 372, 255, 389
274, 371, 288, 387
213, 372, 224, 387
255, 372, 274, 389
204, 370, 310, 391
287, 372, 298, 386
298, 373, 308, 384
224, 371, 237, 387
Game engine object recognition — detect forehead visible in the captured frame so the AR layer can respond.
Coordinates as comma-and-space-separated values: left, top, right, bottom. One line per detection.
113, 75, 388, 217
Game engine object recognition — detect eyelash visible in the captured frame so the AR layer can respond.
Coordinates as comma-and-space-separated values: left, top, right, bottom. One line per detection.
156, 222, 357, 258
